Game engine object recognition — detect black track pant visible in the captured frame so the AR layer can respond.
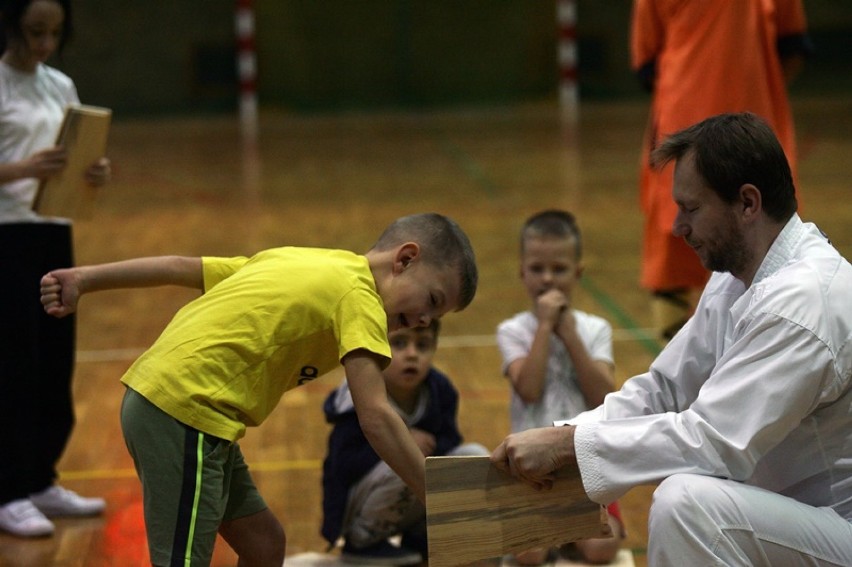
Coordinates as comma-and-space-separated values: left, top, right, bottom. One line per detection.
0, 222, 75, 504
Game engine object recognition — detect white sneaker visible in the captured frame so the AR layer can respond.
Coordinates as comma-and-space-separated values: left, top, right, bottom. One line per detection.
0, 499, 55, 537
29, 485, 106, 517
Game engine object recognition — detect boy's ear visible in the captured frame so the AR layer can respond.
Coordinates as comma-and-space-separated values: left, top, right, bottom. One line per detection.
393, 242, 421, 275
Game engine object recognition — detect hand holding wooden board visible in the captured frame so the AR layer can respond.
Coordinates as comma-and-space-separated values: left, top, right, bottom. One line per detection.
33, 104, 111, 219
425, 456, 609, 566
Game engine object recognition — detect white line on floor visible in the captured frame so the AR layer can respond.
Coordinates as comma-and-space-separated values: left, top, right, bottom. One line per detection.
75, 330, 658, 363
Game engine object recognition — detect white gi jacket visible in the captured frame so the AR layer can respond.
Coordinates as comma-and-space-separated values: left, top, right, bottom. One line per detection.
564, 215, 852, 521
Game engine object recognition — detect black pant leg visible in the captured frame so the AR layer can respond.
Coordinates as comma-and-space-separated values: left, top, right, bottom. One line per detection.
0, 223, 75, 503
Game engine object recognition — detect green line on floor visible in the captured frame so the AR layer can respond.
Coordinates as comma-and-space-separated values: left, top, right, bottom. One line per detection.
439, 137, 500, 197
582, 277, 662, 357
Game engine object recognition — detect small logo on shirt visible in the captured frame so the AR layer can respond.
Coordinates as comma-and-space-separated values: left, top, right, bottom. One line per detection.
298, 365, 319, 385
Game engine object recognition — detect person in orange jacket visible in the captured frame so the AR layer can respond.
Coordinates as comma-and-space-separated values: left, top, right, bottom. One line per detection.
631, 0, 813, 339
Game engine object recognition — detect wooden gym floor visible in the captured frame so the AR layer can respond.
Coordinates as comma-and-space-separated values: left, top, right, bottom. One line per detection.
1, 94, 850, 566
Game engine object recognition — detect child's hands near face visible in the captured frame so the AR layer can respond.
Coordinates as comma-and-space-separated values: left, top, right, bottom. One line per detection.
535, 288, 568, 328
410, 427, 437, 456
555, 305, 578, 340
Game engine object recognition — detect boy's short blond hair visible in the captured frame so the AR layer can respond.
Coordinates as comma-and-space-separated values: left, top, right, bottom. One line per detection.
520, 209, 583, 260
372, 213, 478, 310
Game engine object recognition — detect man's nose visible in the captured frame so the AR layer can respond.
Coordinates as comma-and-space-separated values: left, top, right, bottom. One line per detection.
672, 213, 689, 237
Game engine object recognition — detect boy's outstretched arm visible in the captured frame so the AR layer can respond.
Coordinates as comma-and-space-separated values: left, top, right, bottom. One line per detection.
343, 349, 426, 503
40, 256, 204, 318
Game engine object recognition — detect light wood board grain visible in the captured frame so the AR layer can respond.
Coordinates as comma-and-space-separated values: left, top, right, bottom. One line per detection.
34, 104, 111, 219
426, 456, 608, 567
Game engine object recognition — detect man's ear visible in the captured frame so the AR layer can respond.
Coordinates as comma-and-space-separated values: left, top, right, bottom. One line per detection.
393, 242, 421, 275
739, 183, 762, 221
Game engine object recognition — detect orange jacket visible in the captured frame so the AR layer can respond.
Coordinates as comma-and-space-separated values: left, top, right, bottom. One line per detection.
632, 0, 810, 289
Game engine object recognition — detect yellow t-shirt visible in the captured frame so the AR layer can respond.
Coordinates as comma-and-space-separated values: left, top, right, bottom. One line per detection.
121, 247, 391, 441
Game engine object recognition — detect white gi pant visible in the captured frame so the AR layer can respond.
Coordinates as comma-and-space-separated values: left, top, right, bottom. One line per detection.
344, 443, 489, 547
648, 474, 852, 566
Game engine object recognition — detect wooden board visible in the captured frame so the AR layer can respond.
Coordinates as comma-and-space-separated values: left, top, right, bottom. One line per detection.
425, 456, 608, 567
33, 104, 111, 219
284, 549, 636, 566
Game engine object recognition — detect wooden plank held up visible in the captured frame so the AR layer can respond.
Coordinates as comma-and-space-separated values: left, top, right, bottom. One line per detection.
33, 104, 111, 219
425, 456, 608, 567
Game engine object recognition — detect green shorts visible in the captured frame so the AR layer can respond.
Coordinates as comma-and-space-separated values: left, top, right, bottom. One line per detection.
120, 387, 267, 567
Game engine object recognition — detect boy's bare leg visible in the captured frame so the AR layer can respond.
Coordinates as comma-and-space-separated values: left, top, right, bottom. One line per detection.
219, 508, 286, 567
566, 513, 623, 565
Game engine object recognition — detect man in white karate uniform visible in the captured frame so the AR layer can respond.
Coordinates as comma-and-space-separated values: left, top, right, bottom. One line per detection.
492, 112, 852, 566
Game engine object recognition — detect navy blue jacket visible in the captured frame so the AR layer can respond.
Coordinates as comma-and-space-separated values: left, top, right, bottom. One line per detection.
320, 367, 463, 545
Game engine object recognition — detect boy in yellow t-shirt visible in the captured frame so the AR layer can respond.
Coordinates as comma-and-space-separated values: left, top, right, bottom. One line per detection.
39, 213, 477, 567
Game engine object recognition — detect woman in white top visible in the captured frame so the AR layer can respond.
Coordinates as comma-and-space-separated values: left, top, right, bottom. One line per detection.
0, 0, 110, 538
